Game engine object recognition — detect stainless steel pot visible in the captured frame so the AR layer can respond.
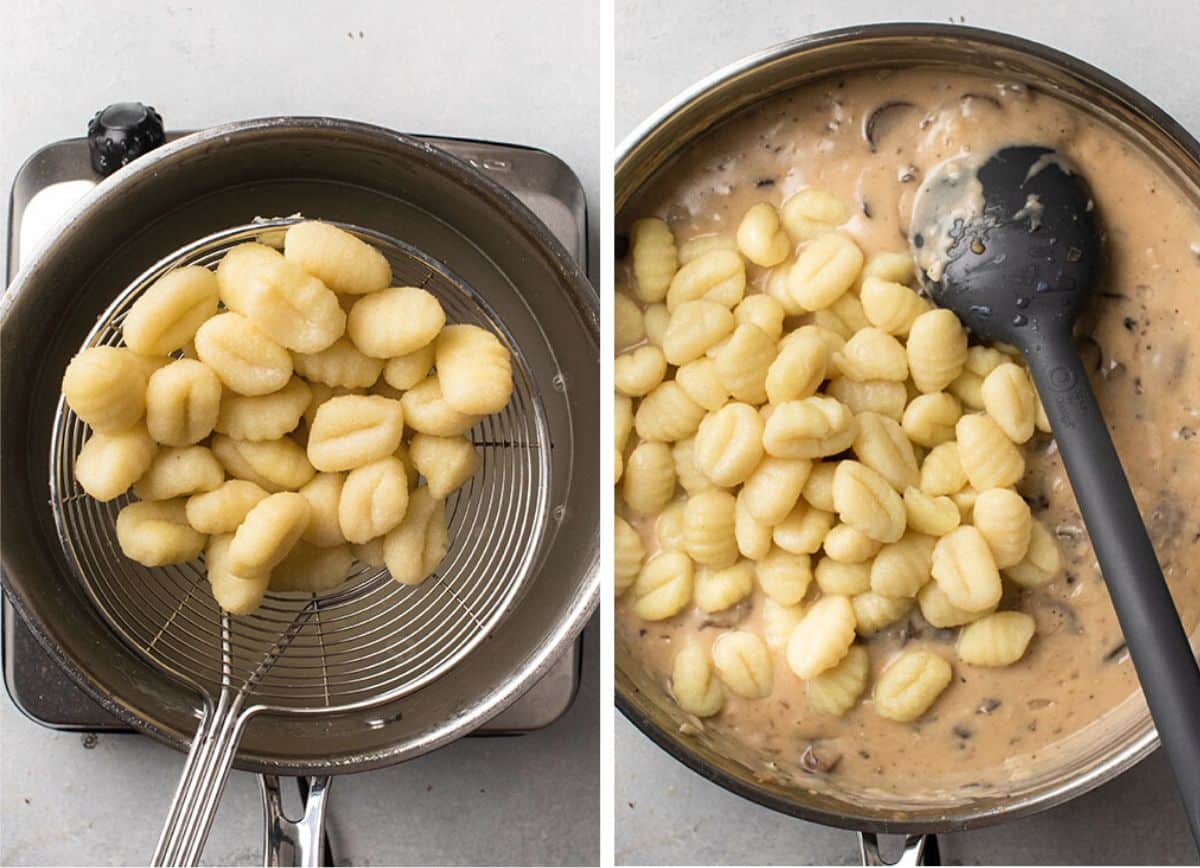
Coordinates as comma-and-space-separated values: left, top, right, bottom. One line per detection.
2, 117, 598, 860
616, 23, 1200, 842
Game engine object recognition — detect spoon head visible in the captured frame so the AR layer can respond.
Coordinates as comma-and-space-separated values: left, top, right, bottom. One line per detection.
910, 145, 1102, 345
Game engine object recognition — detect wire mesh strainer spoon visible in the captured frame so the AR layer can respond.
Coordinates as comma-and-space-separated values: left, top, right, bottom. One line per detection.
48, 218, 553, 866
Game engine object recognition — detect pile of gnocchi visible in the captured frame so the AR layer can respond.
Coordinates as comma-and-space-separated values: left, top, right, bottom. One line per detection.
62, 221, 513, 615
615, 190, 1063, 724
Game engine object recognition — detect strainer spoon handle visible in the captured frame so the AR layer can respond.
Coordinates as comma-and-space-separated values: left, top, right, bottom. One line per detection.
152, 685, 254, 866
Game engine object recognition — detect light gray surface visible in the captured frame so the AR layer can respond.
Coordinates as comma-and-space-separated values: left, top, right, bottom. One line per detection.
0, 1, 598, 865
616, 1, 1200, 865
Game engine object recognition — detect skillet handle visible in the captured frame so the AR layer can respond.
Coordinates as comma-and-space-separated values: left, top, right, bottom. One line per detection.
859, 833, 938, 866
260, 775, 334, 867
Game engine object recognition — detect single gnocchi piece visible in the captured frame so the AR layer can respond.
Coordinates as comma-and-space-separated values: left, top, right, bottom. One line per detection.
672, 438, 713, 496
666, 249, 746, 311
736, 202, 790, 267
902, 486, 961, 537
351, 536, 386, 569
408, 433, 480, 500
623, 442, 677, 515
614, 292, 644, 352
981, 363, 1037, 443
74, 423, 157, 501
383, 344, 436, 391
833, 328, 909, 383
614, 345, 668, 397
756, 547, 813, 605
401, 376, 481, 437
675, 357, 729, 411
780, 189, 851, 242
714, 323, 776, 403
435, 324, 514, 416
293, 337, 383, 389
133, 445, 224, 500
832, 460, 906, 544
734, 294, 785, 341
643, 303, 671, 347
614, 515, 645, 596
297, 472, 348, 546
283, 221, 392, 295
662, 300, 736, 366
683, 490, 739, 569
1003, 519, 1062, 587
788, 233, 864, 311
338, 456, 410, 543
205, 533, 270, 615
740, 456, 810, 526
906, 309, 968, 393
307, 395, 405, 472
917, 580, 994, 628
116, 499, 207, 566
851, 411, 919, 491
630, 218, 678, 303
787, 594, 857, 679
873, 649, 953, 722
901, 392, 961, 448
712, 631, 773, 699
194, 312, 293, 397
694, 402, 765, 487
216, 242, 346, 353
765, 330, 829, 405
632, 550, 694, 621
145, 359, 222, 446
806, 644, 869, 717
852, 591, 914, 636
920, 442, 967, 496
870, 532, 935, 598
695, 560, 755, 613
957, 611, 1036, 667
671, 639, 723, 717
269, 541, 355, 593
948, 370, 985, 411
859, 277, 929, 336
821, 523, 882, 564
814, 558, 871, 595
773, 503, 835, 555
62, 347, 147, 433
383, 485, 448, 585
802, 462, 839, 512
185, 479, 269, 535
656, 500, 688, 551
829, 292, 870, 334
931, 525, 1002, 612
825, 378, 908, 422
761, 598, 804, 651
215, 376, 311, 442
972, 488, 1032, 568
735, 492, 773, 560
956, 414, 1026, 490
347, 286, 446, 359
965, 345, 1010, 378
123, 265, 220, 356
211, 434, 315, 492
634, 381, 706, 443
860, 250, 916, 288
227, 492, 311, 576
763, 396, 858, 459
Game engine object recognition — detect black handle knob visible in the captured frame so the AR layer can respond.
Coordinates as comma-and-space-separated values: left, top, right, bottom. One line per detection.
87, 102, 166, 177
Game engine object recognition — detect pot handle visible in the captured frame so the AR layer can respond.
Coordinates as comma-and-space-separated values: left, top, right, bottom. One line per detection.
859, 832, 939, 866
259, 775, 334, 867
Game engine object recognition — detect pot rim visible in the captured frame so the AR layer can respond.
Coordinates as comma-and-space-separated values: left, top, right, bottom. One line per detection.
615, 22, 1199, 834
3, 115, 599, 774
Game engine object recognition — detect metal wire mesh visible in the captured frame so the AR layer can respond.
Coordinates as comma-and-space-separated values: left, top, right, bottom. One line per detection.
49, 219, 553, 714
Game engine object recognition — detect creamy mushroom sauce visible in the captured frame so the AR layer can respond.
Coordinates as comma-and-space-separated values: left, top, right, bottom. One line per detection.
616, 67, 1200, 799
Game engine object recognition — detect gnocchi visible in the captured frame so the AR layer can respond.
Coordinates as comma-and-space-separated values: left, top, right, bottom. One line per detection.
347, 286, 445, 359
408, 433, 480, 500
435, 324, 514, 416
283, 221, 391, 295
62, 347, 148, 433
123, 265, 220, 356
145, 359, 222, 446
672, 640, 724, 717
339, 456, 410, 543
116, 499, 207, 566
873, 650, 952, 722
711, 631, 773, 699
194, 312, 293, 397
74, 423, 157, 502
307, 395, 405, 472
383, 485, 448, 585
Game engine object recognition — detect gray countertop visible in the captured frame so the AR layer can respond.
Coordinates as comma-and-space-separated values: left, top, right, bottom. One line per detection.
0, 1, 598, 865
616, 1, 1200, 864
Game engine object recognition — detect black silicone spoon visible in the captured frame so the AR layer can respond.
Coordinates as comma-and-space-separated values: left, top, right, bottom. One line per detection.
912, 145, 1200, 845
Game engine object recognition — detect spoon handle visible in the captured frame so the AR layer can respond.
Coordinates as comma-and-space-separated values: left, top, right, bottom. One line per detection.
1025, 334, 1200, 844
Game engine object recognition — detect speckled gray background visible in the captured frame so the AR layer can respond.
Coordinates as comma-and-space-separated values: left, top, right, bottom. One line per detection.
616, 1, 1200, 864
0, 1, 598, 865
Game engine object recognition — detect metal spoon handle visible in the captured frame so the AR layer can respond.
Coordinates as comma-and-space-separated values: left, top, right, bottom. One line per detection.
1025, 332, 1200, 844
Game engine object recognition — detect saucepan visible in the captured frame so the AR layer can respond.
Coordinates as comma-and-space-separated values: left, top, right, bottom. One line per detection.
1, 117, 599, 863
615, 23, 1200, 863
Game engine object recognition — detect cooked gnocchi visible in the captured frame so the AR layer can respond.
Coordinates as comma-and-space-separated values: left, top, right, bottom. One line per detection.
63, 223, 513, 615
